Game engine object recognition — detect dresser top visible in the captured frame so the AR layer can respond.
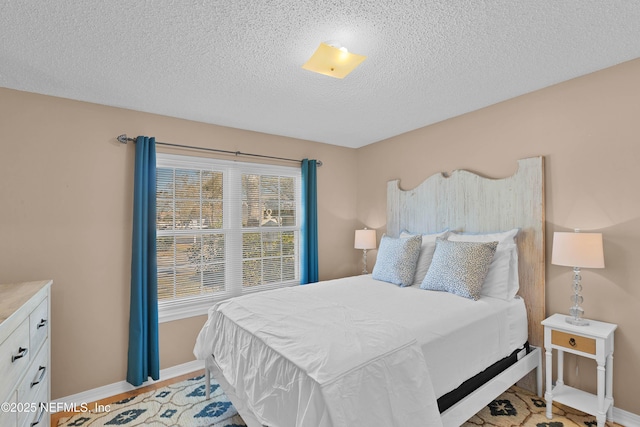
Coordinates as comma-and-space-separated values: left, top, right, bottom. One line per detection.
0, 280, 52, 325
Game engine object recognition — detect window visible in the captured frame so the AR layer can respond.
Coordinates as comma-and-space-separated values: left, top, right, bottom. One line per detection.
156, 153, 301, 322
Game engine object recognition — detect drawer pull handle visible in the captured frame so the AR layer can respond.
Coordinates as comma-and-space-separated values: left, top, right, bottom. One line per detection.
30, 405, 45, 426
31, 366, 47, 388
569, 338, 577, 347
11, 346, 28, 362
37, 318, 48, 329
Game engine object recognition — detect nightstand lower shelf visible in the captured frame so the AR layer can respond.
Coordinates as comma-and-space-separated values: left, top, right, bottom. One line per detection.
550, 384, 613, 417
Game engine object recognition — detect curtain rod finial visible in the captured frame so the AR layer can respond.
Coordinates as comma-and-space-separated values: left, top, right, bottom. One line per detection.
117, 134, 136, 144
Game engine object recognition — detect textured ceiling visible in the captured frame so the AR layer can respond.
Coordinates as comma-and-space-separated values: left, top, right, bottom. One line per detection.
2, 1, 639, 148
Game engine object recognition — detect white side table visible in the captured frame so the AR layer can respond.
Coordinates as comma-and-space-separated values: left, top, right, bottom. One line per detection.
542, 313, 617, 427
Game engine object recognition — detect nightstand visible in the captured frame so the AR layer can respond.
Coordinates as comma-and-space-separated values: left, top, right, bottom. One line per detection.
542, 313, 617, 427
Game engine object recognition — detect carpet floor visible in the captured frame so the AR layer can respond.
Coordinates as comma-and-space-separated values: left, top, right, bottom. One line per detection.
56, 374, 622, 427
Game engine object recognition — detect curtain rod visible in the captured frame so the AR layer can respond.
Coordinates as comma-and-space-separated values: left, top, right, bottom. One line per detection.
117, 134, 322, 167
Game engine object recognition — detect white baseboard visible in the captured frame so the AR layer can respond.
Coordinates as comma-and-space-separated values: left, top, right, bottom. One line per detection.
51, 359, 205, 412
613, 406, 640, 427
52, 358, 640, 426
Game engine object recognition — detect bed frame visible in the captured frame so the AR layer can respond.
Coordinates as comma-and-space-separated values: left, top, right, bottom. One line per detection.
205, 156, 545, 427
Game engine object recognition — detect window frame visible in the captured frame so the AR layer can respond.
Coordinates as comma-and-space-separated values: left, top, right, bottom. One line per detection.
156, 153, 301, 323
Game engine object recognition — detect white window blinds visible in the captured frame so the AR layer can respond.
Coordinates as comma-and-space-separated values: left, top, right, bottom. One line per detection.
156, 153, 301, 322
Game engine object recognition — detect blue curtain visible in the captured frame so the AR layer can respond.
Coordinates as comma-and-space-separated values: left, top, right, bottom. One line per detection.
127, 136, 160, 386
301, 159, 319, 284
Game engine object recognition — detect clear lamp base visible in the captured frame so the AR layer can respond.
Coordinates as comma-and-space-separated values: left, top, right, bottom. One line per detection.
361, 249, 369, 275
566, 267, 589, 326
566, 316, 590, 326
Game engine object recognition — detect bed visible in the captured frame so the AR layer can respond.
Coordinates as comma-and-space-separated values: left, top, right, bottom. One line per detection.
194, 156, 545, 427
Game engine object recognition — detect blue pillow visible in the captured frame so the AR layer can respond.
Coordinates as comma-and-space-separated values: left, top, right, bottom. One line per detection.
420, 239, 498, 300
372, 234, 422, 287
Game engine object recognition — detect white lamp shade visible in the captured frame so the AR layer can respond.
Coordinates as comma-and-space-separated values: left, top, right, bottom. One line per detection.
354, 229, 376, 250
551, 232, 605, 268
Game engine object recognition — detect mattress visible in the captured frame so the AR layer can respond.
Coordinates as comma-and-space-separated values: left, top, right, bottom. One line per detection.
194, 275, 527, 426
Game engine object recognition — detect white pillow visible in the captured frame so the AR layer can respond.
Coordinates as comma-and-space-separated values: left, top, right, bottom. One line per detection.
400, 229, 449, 286
447, 229, 520, 300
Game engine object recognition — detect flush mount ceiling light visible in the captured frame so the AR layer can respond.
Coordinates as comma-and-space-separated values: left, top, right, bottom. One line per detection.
302, 42, 366, 79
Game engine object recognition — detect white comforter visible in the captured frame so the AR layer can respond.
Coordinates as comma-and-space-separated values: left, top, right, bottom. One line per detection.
194, 282, 443, 427
316, 275, 528, 398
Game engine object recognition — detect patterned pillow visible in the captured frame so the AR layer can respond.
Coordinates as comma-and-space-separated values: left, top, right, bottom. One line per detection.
399, 229, 449, 286
420, 239, 498, 300
447, 229, 520, 300
372, 234, 422, 287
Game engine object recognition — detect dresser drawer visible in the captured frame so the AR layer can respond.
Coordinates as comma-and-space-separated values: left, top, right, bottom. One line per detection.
29, 298, 48, 356
17, 341, 49, 411
20, 382, 49, 427
551, 330, 596, 354
0, 319, 31, 401
18, 381, 49, 427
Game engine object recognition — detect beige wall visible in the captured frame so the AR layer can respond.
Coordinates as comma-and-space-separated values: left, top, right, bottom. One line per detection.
0, 88, 359, 398
357, 58, 640, 415
1, 56, 639, 416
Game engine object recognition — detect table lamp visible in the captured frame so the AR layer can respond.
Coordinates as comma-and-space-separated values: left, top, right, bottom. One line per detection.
354, 228, 376, 274
551, 231, 605, 326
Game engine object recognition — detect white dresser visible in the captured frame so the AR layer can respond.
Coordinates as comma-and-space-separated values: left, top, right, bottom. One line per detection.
0, 280, 52, 427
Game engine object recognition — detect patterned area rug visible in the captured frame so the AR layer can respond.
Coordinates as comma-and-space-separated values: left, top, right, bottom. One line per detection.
463, 386, 623, 427
57, 375, 622, 427
56, 374, 244, 427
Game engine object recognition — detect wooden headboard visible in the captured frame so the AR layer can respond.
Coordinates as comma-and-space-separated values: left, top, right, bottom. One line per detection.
386, 156, 545, 348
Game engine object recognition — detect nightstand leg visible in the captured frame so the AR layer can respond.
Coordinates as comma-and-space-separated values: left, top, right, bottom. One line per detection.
606, 353, 614, 420
556, 349, 564, 386
545, 348, 553, 419
597, 363, 606, 427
